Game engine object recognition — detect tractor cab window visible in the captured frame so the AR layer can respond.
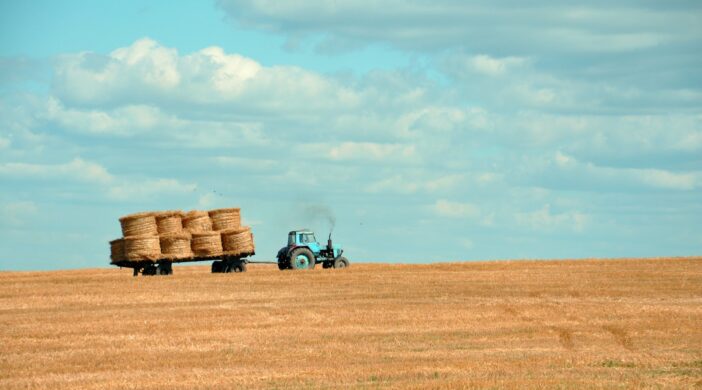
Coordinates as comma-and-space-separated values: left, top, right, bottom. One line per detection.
288, 233, 296, 246
302, 233, 316, 244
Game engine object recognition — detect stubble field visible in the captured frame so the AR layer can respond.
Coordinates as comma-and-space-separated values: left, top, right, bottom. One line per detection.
1, 258, 701, 389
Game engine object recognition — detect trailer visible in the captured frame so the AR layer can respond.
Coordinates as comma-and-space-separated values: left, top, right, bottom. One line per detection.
112, 251, 255, 277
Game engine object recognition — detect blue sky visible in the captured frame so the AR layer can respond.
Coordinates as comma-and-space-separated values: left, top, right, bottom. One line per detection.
1, 1, 701, 270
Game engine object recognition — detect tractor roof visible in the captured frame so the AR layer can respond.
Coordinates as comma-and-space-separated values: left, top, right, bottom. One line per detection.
289, 229, 313, 234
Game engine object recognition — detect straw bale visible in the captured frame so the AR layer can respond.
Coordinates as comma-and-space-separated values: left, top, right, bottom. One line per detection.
208, 208, 241, 231
155, 210, 184, 234
183, 211, 213, 233
221, 226, 255, 256
119, 211, 158, 237
109, 238, 125, 263
160, 232, 193, 259
124, 235, 161, 261
191, 231, 222, 257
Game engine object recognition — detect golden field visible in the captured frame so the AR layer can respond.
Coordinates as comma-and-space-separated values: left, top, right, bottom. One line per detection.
1, 258, 701, 389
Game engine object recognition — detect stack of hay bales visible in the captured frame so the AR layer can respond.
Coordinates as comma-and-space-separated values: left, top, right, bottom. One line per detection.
117, 212, 161, 262
109, 207, 254, 264
221, 227, 255, 256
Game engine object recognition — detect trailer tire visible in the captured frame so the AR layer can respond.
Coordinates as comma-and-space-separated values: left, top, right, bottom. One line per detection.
228, 262, 247, 273
211, 261, 224, 273
157, 263, 172, 275
333, 257, 349, 269
143, 264, 157, 276
277, 261, 289, 271
289, 248, 315, 270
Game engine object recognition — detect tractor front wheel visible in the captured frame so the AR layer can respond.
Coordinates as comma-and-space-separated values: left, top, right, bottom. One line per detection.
333, 257, 349, 269
289, 248, 315, 270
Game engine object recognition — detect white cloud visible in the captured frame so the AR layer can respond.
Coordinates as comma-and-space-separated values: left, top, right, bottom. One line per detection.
52, 38, 360, 113
433, 199, 480, 219
470, 55, 527, 76
218, 1, 694, 55
107, 179, 196, 201
365, 175, 418, 194
0, 201, 39, 226
299, 142, 416, 162
0, 136, 10, 149
364, 171, 467, 194
0, 158, 113, 184
213, 156, 279, 171
46, 97, 184, 135
0, 158, 196, 201
516, 204, 589, 232
460, 238, 474, 249
550, 151, 702, 191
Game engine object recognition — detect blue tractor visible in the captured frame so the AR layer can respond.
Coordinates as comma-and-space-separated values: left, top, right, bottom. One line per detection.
277, 229, 349, 270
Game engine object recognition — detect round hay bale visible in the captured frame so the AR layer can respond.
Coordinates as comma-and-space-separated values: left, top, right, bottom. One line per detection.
124, 235, 161, 261
191, 231, 222, 257
155, 210, 183, 234
208, 208, 241, 231
221, 227, 254, 256
119, 211, 158, 237
160, 232, 192, 259
183, 211, 212, 233
109, 238, 125, 263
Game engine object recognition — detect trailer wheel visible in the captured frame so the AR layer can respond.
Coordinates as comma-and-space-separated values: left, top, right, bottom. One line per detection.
211, 261, 224, 273
143, 264, 157, 275
277, 261, 289, 271
333, 257, 349, 269
227, 262, 247, 273
289, 248, 315, 270
157, 262, 172, 275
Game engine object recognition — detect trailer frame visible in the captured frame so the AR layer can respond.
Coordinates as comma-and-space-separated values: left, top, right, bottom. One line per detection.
112, 251, 255, 276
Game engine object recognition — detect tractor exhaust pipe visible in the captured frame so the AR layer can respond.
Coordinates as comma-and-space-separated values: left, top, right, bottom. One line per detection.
327, 232, 333, 253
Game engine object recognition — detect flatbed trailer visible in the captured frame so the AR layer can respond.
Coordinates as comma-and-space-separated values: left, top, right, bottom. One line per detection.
112, 251, 256, 276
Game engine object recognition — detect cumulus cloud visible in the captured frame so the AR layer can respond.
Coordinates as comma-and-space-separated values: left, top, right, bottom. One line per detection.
516, 204, 589, 232
432, 199, 480, 219
46, 97, 184, 136
299, 142, 416, 162
533, 151, 702, 191
0, 158, 113, 184
365, 172, 473, 195
0, 201, 39, 226
107, 178, 196, 201
52, 38, 359, 114
0, 158, 195, 201
468, 55, 527, 76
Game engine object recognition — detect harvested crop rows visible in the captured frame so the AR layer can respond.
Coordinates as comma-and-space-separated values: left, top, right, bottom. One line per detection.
1, 258, 701, 389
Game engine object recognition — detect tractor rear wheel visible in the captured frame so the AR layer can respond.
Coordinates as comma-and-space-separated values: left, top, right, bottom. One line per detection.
333, 257, 349, 269
289, 248, 315, 270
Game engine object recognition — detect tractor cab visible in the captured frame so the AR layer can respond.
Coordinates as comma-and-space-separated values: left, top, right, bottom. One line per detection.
288, 230, 321, 254
277, 229, 349, 270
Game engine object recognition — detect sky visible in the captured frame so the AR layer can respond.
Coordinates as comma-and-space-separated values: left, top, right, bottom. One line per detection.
1, 1, 701, 270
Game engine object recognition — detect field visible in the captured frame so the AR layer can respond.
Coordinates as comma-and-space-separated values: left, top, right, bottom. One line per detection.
1, 258, 701, 389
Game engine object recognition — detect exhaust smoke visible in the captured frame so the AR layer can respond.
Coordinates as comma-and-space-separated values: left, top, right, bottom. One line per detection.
301, 204, 336, 234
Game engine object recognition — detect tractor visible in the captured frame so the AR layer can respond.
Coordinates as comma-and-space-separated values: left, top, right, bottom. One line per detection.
277, 229, 349, 270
